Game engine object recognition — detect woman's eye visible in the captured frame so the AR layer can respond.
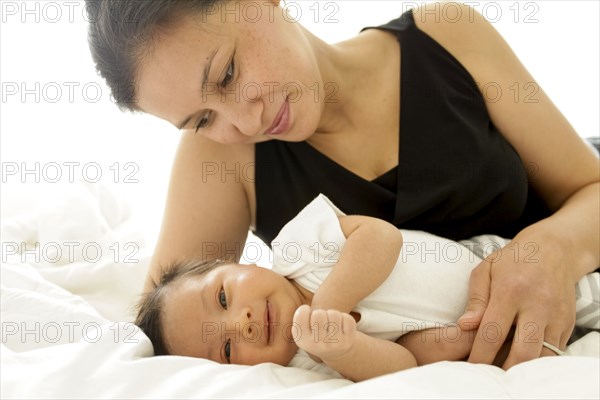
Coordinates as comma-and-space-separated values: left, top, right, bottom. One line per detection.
219, 288, 227, 309
224, 339, 231, 363
195, 113, 210, 132
220, 59, 234, 87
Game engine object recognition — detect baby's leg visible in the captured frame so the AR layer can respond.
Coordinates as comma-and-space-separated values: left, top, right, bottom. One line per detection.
398, 326, 511, 367
396, 326, 472, 365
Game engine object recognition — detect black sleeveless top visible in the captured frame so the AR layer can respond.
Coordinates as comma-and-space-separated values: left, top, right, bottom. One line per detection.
254, 9, 551, 245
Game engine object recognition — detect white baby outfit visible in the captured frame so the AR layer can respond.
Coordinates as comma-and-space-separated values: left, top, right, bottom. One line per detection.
270, 194, 599, 376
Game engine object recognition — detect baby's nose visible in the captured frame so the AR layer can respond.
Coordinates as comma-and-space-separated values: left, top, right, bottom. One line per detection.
232, 307, 262, 342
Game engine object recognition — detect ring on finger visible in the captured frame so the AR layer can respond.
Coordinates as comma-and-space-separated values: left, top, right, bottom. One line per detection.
542, 341, 565, 356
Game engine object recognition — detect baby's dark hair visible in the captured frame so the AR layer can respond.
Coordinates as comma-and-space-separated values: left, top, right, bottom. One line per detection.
134, 258, 229, 355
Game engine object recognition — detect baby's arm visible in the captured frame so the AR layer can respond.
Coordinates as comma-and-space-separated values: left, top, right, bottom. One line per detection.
293, 305, 417, 382
311, 215, 403, 313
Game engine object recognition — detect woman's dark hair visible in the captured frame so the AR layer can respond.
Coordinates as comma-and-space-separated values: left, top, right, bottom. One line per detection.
85, 0, 221, 112
134, 258, 229, 356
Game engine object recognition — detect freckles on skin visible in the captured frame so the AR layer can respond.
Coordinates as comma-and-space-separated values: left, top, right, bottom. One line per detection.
135, 24, 225, 126
136, 9, 326, 143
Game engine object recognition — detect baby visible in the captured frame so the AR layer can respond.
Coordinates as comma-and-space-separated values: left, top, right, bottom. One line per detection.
136, 194, 599, 381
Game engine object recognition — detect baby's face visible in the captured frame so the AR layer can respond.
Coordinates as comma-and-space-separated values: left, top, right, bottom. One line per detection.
161, 263, 311, 366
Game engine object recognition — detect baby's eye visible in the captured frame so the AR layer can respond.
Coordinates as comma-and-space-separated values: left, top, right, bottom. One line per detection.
219, 288, 227, 309
224, 339, 231, 363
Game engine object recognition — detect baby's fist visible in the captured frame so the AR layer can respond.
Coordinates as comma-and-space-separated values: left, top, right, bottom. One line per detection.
292, 305, 357, 362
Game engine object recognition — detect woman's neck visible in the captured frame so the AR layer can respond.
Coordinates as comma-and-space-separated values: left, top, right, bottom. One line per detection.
301, 25, 381, 136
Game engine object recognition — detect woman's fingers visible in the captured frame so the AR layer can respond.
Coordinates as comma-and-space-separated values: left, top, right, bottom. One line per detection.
538, 329, 565, 359
502, 315, 546, 369
458, 260, 493, 331
468, 298, 516, 365
468, 238, 577, 368
538, 323, 571, 358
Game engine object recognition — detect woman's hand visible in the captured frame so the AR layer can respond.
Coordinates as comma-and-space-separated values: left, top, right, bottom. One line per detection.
458, 233, 577, 369
292, 305, 357, 362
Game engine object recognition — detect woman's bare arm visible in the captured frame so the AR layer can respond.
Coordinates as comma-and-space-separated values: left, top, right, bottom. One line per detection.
145, 132, 253, 291
413, 2, 600, 367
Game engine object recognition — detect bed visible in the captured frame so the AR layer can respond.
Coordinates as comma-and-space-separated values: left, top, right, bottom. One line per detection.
2, 181, 599, 399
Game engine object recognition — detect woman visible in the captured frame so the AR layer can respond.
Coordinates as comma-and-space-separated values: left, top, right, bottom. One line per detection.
86, 0, 599, 369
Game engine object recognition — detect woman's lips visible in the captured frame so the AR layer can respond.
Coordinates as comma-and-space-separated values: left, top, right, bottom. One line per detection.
264, 98, 290, 136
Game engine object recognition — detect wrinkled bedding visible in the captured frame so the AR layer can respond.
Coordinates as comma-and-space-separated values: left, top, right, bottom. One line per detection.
2, 182, 598, 399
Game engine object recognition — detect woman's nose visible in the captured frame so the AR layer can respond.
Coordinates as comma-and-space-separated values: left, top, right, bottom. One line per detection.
220, 92, 264, 138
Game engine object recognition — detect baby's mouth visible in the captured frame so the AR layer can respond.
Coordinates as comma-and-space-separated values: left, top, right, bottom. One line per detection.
265, 301, 271, 344
267, 301, 274, 344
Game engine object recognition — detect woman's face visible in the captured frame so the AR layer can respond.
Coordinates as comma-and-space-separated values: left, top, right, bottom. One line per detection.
136, 0, 325, 144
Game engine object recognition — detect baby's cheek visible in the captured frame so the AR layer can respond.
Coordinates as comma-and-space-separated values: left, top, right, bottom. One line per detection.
277, 340, 300, 366
273, 334, 300, 367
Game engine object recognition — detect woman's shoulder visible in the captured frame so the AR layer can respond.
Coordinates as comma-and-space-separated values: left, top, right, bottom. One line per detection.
172, 133, 255, 186
356, 3, 497, 94
175, 132, 254, 162
412, 2, 599, 208
410, 2, 502, 84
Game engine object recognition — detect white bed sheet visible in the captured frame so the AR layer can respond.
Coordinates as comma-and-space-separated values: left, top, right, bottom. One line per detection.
2, 182, 599, 399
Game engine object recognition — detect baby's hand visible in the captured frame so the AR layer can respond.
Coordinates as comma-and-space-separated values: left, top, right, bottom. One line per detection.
292, 305, 357, 362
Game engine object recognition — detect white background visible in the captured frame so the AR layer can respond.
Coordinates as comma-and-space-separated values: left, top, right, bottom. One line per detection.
1, 0, 599, 254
